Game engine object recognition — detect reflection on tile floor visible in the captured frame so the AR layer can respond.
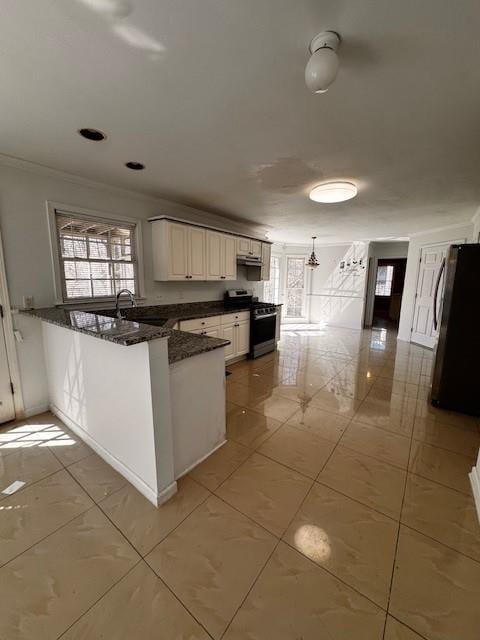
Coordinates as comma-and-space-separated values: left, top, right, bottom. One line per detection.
0, 324, 479, 639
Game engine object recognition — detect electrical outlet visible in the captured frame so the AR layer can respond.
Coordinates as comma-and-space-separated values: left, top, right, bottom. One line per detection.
22, 296, 34, 309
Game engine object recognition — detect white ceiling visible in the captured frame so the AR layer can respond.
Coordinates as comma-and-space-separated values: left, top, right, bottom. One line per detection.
1, 0, 479, 243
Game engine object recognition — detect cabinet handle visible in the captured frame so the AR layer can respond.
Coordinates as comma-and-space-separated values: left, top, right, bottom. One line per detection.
201, 321, 205, 325
220, 276, 226, 279
234, 323, 239, 327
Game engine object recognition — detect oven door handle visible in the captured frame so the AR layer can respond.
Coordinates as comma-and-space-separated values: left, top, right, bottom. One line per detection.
253, 313, 277, 320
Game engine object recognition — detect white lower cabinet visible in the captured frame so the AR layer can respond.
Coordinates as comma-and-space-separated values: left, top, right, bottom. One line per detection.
220, 325, 235, 359
179, 311, 250, 361
235, 321, 250, 356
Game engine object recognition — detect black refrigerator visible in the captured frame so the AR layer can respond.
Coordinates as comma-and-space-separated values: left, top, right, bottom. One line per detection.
430, 243, 480, 415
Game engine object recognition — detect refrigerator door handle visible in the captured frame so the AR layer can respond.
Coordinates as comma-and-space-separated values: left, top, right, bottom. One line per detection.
432, 257, 446, 331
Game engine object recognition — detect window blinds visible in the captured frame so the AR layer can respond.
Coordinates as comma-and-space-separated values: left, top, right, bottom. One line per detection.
55, 211, 137, 301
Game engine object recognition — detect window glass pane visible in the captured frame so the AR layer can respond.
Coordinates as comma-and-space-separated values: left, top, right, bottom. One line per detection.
56, 212, 137, 301
66, 280, 92, 298
285, 257, 306, 318
264, 256, 280, 304
375, 265, 394, 296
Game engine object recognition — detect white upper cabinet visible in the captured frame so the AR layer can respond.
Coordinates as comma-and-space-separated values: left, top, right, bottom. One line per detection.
236, 237, 251, 255
223, 234, 237, 280
206, 231, 237, 281
236, 237, 262, 258
151, 218, 269, 282
261, 242, 271, 280
250, 239, 262, 258
206, 231, 223, 280
188, 227, 206, 280
152, 220, 206, 281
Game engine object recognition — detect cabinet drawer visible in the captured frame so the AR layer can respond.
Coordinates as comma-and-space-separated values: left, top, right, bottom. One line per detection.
221, 311, 250, 325
179, 315, 222, 332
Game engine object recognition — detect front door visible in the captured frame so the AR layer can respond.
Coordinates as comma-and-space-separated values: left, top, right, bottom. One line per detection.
0, 312, 15, 423
411, 243, 450, 348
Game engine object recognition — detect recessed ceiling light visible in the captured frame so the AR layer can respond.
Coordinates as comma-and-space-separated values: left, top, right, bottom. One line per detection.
309, 181, 357, 203
125, 161, 145, 171
78, 128, 107, 142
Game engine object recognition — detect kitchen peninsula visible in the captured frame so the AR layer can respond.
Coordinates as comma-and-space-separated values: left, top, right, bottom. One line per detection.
23, 303, 235, 506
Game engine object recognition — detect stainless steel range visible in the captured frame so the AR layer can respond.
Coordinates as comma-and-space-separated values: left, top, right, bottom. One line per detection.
224, 289, 278, 359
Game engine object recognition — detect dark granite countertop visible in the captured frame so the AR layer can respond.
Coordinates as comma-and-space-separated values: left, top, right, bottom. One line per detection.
96, 301, 255, 328
21, 307, 231, 364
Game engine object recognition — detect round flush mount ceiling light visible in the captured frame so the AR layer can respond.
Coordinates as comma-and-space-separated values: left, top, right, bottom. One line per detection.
305, 31, 341, 93
309, 181, 357, 203
78, 127, 107, 142
125, 161, 145, 171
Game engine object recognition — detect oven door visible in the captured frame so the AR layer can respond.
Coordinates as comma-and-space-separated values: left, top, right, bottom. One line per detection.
250, 313, 277, 349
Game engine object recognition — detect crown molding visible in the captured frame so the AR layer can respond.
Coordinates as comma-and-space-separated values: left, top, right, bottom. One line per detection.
409, 220, 474, 238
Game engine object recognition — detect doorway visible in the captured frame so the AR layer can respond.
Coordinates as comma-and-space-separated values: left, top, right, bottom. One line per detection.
372, 258, 407, 330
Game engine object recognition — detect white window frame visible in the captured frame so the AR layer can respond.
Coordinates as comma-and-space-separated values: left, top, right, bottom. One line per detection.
46, 201, 145, 306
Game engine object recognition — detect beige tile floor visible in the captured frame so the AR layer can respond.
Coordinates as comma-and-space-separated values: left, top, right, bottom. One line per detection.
1, 325, 479, 639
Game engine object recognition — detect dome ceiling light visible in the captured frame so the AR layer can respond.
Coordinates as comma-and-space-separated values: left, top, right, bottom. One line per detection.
305, 31, 341, 93
309, 181, 357, 203
306, 236, 320, 269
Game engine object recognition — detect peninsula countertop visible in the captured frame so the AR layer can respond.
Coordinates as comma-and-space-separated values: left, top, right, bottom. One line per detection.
21, 307, 231, 364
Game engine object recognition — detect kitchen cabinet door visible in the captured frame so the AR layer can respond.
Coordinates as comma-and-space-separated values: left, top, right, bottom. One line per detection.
168, 222, 189, 280
206, 231, 223, 280
223, 234, 237, 280
235, 321, 250, 356
221, 324, 235, 359
237, 237, 251, 255
188, 227, 206, 280
250, 239, 262, 258
261, 243, 271, 280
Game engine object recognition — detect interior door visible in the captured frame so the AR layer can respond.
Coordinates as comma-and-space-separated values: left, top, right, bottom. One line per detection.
0, 316, 15, 424
411, 243, 450, 348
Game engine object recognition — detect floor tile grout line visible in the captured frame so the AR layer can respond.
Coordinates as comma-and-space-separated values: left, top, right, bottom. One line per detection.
141, 556, 217, 640
0, 501, 97, 571
381, 424, 414, 640
386, 615, 431, 640
0, 463, 68, 505
54, 558, 144, 640
406, 468, 475, 498
398, 520, 480, 566
96, 479, 212, 560
219, 537, 283, 639
279, 535, 390, 614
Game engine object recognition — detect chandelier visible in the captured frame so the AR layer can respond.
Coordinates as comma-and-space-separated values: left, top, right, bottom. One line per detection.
306, 236, 320, 269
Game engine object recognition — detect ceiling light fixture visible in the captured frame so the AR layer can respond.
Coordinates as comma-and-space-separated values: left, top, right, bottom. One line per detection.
78, 128, 107, 141
309, 181, 357, 203
306, 236, 320, 269
125, 161, 145, 170
305, 31, 341, 93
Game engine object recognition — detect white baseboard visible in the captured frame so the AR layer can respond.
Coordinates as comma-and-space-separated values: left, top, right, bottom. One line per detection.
176, 439, 227, 480
25, 402, 50, 418
49, 403, 177, 507
469, 465, 480, 525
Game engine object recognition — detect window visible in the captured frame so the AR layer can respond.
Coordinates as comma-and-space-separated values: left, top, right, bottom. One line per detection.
264, 255, 280, 304
375, 265, 394, 296
54, 211, 139, 302
285, 256, 306, 317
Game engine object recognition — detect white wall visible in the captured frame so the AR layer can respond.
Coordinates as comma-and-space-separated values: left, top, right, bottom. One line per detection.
397, 223, 475, 341
0, 159, 265, 415
309, 243, 368, 329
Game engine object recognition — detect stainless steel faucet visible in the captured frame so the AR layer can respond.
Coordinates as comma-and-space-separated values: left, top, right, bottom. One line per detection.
116, 289, 137, 319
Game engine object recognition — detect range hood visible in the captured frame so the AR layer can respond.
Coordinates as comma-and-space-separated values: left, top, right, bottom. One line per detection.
237, 255, 262, 267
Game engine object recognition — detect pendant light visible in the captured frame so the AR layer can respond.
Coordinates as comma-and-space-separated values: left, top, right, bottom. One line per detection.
306, 236, 320, 269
